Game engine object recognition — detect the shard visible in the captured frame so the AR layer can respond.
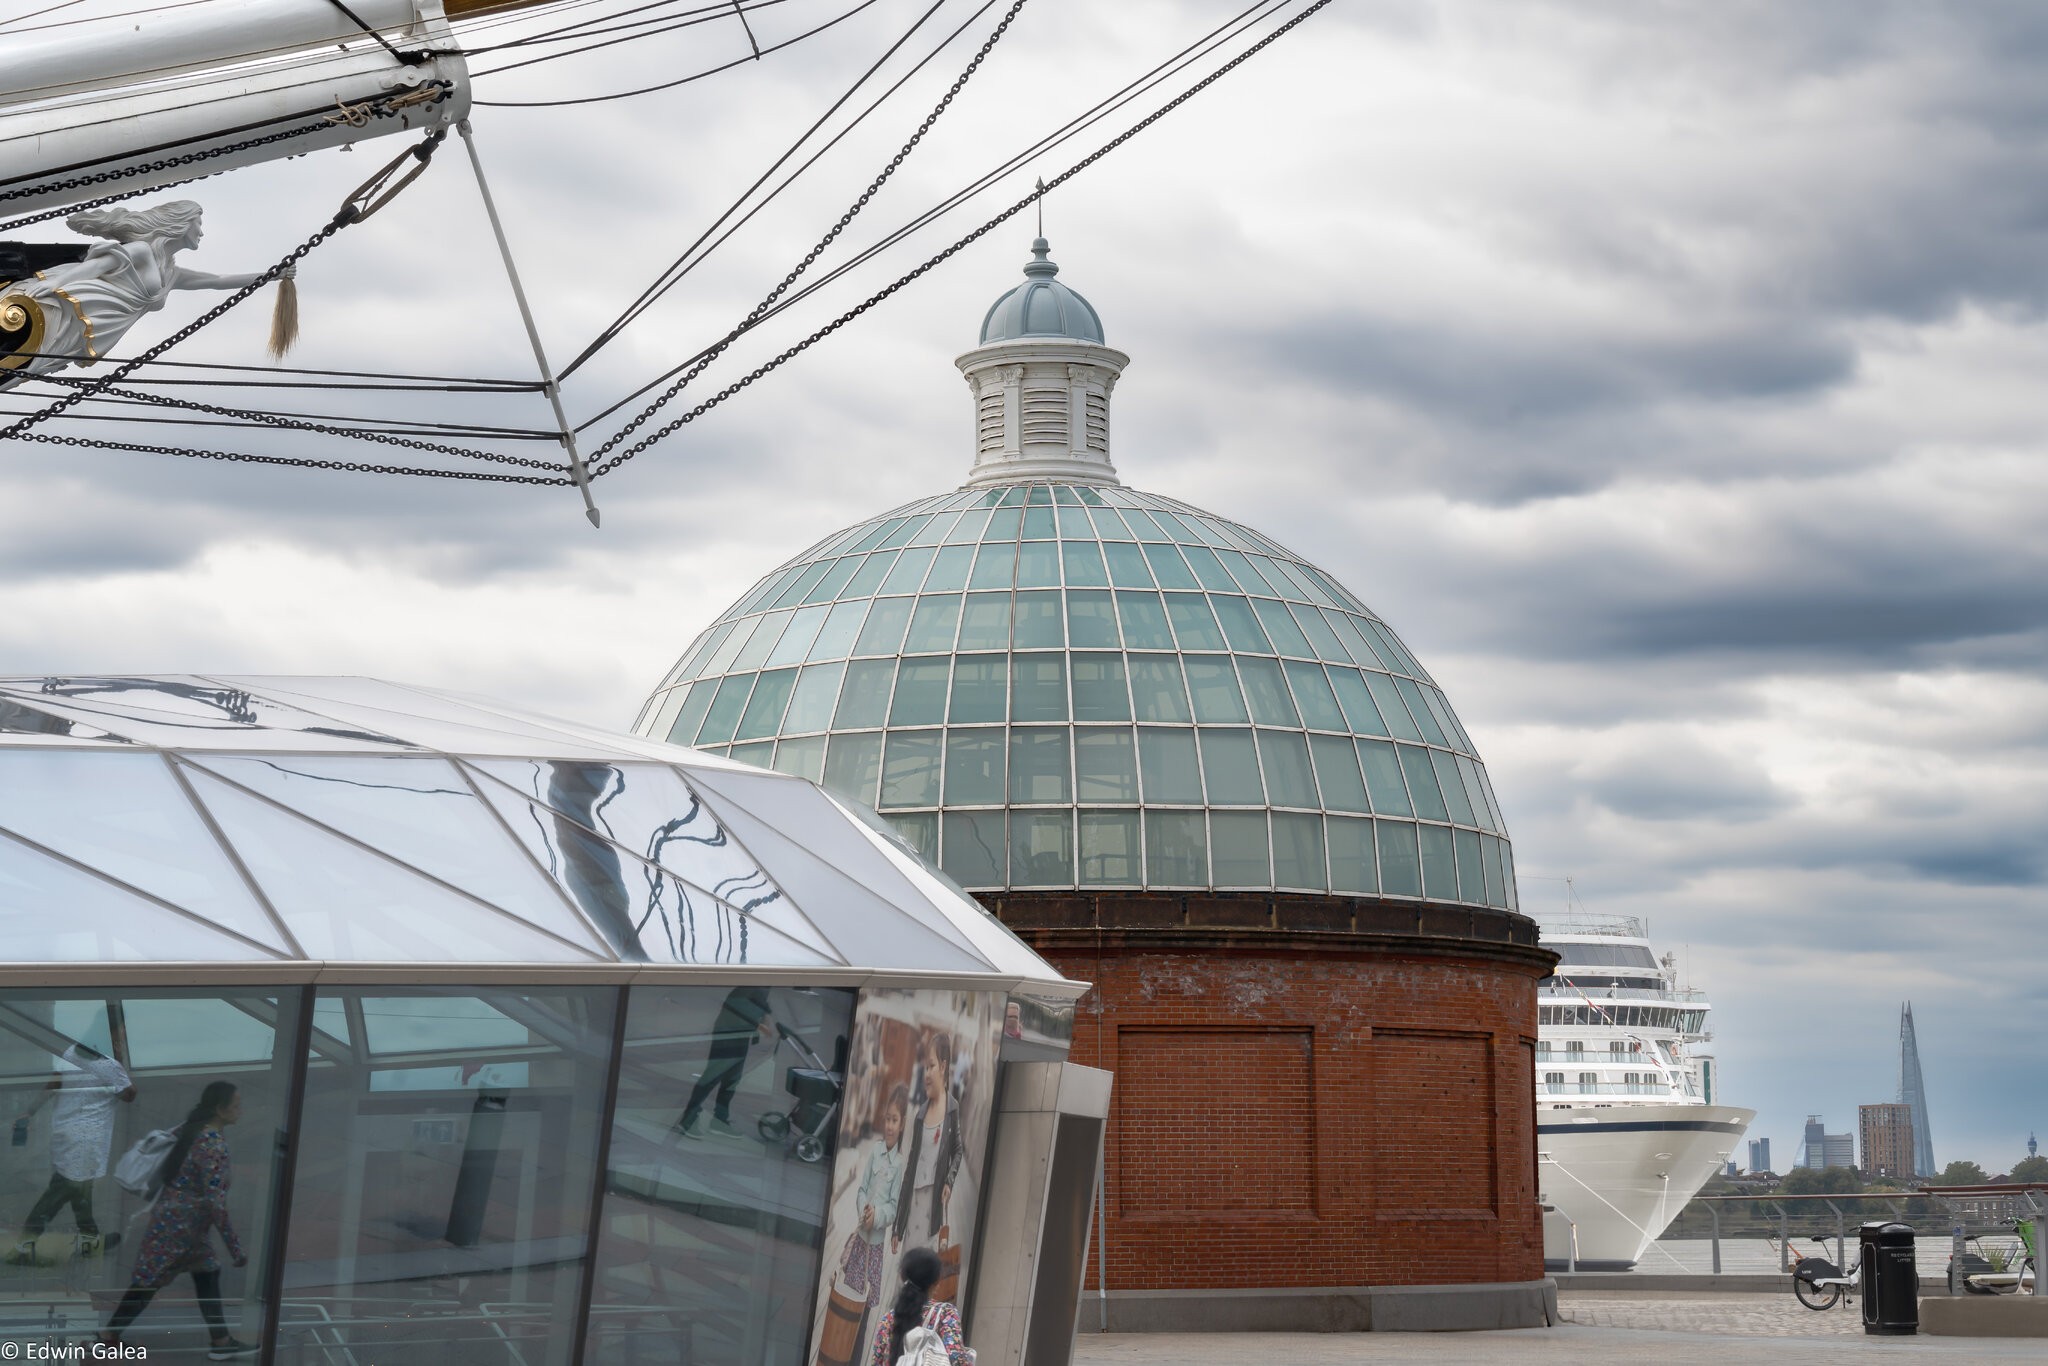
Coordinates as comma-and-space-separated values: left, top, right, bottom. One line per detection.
1900, 1001, 1937, 1176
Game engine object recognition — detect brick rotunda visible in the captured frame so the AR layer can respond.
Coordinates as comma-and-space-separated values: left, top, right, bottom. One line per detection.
635, 238, 1558, 1332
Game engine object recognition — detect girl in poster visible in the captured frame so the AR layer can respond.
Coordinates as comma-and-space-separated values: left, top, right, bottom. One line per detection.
837, 1085, 907, 1312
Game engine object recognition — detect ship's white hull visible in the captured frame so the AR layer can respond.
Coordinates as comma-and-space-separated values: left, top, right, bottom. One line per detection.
1539, 1103, 1754, 1271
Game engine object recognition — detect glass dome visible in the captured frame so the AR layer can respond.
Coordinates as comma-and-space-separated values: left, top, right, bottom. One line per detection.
636, 481, 1518, 909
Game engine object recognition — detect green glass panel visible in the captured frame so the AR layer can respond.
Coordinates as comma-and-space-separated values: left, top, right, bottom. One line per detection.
1103, 542, 1154, 588
1116, 591, 1174, 649
971, 541, 1018, 590
1215, 548, 1278, 595
1013, 590, 1064, 649
1211, 811, 1270, 887
1283, 661, 1347, 730
1424, 685, 1474, 752
778, 663, 843, 737
1074, 485, 1106, 506
1455, 755, 1496, 832
834, 658, 897, 728
1272, 812, 1326, 891
1480, 832, 1506, 908
943, 510, 991, 544
1163, 594, 1226, 649
1419, 824, 1458, 900
879, 731, 942, 807
1008, 727, 1071, 804
1308, 733, 1369, 813
1026, 484, 1053, 505
943, 727, 1006, 804
1377, 819, 1421, 897
1021, 505, 1056, 539
1291, 603, 1351, 662
1329, 669, 1389, 736
1089, 507, 1134, 540
924, 544, 974, 591
1328, 815, 1378, 894
1055, 506, 1094, 538
1016, 540, 1061, 588
983, 507, 1022, 541
1062, 539, 1109, 587
948, 656, 1007, 723
1252, 598, 1315, 658
822, 730, 883, 806
1362, 671, 1424, 740
1397, 744, 1450, 820
888, 659, 951, 725
1066, 589, 1120, 648
1209, 595, 1273, 652
904, 594, 963, 651
906, 512, 956, 546
880, 545, 937, 595
1011, 653, 1069, 722
1357, 739, 1412, 815
1051, 484, 1081, 505
1079, 810, 1141, 885
801, 557, 862, 605
1502, 841, 1518, 910
1137, 728, 1201, 804
1333, 613, 1393, 669
734, 611, 794, 670
1183, 655, 1249, 723
1075, 728, 1137, 801
667, 682, 716, 747
958, 592, 1011, 650
1248, 556, 1305, 603
853, 596, 913, 655
1071, 653, 1131, 722
1393, 676, 1449, 746
734, 668, 796, 740
1144, 809, 1207, 886
768, 560, 831, 610
1199, 729, 1264, 804
941, 810, 1005, 887
1430, 749, 1477, 825
770, 733, 827, 783
1126, 655, 1191, 722
696, 674, 754, 745
1454, 828, 1486, 904
806, 598, 869, 661
888, 811, 938, 863
1257, 729, 1318, 807
839, 550, 896, 600
1179, 543, 1239, 591
1235, 657, 1299, 727
762, 605, 825, 667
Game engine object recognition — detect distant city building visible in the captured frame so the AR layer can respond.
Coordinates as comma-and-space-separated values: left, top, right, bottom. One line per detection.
1899, 1002, 1936, 1174
2030, 1131, 2038, 1160
1798, 1115, 1855, 1169
1724, 1160, 1738, 1177
1860, 1102, 1916, 1179
1749, 1137, 1772, 1173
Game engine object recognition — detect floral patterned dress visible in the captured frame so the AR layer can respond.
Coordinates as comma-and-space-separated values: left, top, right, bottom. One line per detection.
868, 1299, 967, 1365
129, 1128, 243, 1288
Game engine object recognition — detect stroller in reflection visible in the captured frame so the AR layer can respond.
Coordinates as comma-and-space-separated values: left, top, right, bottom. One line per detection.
754, 1025, 843, 1163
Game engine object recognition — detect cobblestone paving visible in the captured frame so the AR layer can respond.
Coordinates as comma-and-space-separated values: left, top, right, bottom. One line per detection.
1559, 1291, 1860, 1335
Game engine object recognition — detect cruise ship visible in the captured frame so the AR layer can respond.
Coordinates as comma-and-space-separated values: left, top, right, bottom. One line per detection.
1536, 915, 1754, 1271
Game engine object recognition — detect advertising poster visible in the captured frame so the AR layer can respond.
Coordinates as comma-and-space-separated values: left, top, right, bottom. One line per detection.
806, 987, 1000, 1366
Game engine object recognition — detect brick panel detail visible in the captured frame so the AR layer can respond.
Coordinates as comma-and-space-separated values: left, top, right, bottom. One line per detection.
1116, 1028, 1314, 1215
1037, 940, 1546, 1291
1371, 1030, 1494, 1214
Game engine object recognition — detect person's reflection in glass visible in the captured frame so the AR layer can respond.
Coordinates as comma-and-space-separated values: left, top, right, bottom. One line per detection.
545, 763, 650, 961
8, 1025, 135, 1263
675, 987, 775, 1139
100, 1082, 255, 1359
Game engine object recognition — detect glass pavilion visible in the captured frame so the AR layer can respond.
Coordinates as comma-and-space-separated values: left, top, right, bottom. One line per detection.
0, 675, 1083, 1364
636, 240, 1517, 912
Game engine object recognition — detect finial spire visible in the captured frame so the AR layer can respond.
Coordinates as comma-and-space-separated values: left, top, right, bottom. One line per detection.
1035, 175, 1045, 237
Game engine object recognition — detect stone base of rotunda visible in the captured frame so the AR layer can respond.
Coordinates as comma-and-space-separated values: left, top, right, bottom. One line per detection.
982, 891, 1559, 1333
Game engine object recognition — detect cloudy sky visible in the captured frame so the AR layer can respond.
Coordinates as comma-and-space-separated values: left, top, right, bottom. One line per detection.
6, 0, 2045, 1172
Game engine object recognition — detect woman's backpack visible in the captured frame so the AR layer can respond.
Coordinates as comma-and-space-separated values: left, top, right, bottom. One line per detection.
112, 1129, 178, 1198
893, 1325, 949, 1366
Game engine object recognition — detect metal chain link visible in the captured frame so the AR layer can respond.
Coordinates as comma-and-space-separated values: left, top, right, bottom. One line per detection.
0, 84, 452, 221
587, 0, 1334, 479
12, 430, 568, 484
586, 0, 1031, 461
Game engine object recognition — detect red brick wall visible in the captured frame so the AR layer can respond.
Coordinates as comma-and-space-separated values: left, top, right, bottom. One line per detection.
1038, 944, 1544, 1291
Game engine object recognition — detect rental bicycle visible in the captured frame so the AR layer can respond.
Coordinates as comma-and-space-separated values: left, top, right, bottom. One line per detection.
1770, 1234, 1861, 1309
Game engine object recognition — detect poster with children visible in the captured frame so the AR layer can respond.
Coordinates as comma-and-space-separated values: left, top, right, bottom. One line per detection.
804, 987, 1000, 1366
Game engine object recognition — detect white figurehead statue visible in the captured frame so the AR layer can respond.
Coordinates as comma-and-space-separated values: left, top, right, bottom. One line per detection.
1, 201, 294, 389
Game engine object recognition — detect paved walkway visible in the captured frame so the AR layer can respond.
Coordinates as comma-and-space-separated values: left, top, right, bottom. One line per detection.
1071, 1293, 2042, 1364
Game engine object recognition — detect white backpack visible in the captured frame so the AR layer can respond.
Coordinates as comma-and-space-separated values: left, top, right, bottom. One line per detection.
112, 1129, 177, 1198
893, 1325, 948, 1366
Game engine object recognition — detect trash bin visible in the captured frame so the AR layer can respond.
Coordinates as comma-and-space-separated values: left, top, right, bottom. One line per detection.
1860, 1220, 1918, 1336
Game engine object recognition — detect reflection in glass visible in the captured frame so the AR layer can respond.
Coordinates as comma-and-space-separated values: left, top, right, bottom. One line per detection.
1328, 815, 1378, 894
282, 988, 612, 1366
941, 811, 1004, 887
1143, 810, 1206, 886
1010, 811, 1073, 886
1377, 820, 1422, 897
1271, 812, 1326, 891
1078, 810, 1140, 884
0, 989, 299, 1355
1210, 812, 1269, 887
586, 986, 853, 1366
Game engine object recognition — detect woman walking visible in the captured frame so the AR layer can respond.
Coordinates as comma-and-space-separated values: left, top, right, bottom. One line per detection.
867, 1247, 970, 1366
99, 1081, 256, 1359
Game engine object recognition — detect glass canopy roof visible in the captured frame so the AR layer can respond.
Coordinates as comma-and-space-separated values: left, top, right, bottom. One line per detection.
636, 481, 1518, 909
0, 675, 1064, 981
